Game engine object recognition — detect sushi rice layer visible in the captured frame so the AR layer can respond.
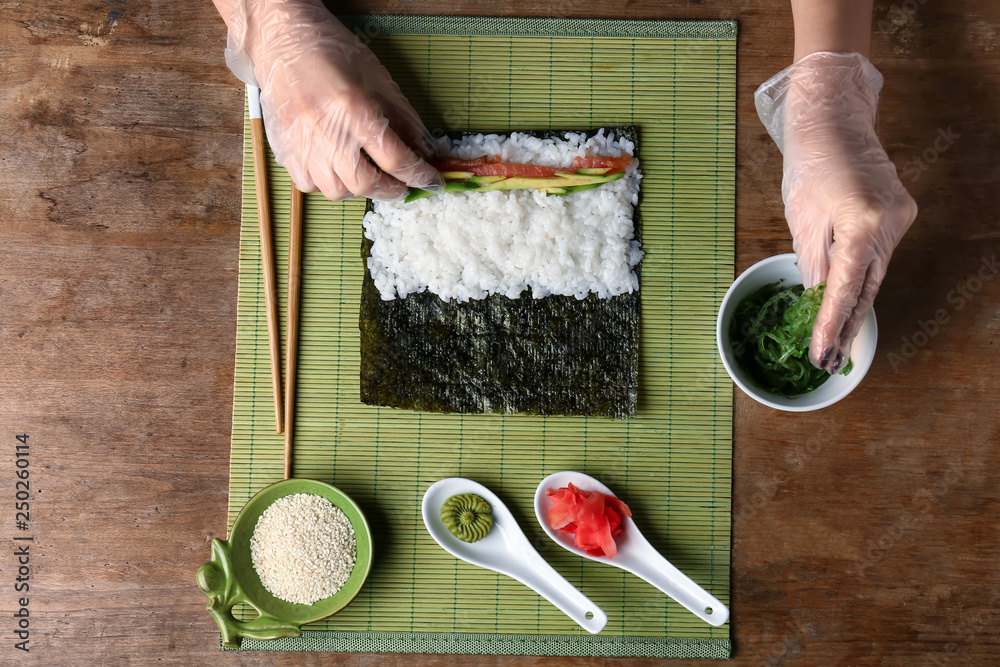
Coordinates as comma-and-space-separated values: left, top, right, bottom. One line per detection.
362, 130, 642, 302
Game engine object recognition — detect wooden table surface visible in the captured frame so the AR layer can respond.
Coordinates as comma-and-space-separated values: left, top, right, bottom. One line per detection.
2, 1, 998, 664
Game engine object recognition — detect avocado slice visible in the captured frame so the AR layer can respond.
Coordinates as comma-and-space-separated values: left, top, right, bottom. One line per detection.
440, 170, 475, 180
476, 172, 622, 191
404, 170, 623, 202
545, 182, 608, 196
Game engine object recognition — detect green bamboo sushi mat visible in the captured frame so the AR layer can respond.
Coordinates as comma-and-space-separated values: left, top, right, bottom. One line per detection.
226, 15, 735, 658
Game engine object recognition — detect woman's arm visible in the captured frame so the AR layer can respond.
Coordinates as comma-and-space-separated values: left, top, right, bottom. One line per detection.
755, 1, 917, 372
791, 0, 874, 60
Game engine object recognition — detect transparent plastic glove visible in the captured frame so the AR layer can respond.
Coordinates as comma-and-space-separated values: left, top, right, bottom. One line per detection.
755, 51, 917, 373
223, 0, 443, 201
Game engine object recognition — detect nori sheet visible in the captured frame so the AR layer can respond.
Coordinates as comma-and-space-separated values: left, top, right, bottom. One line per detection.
359, 127, 640, 420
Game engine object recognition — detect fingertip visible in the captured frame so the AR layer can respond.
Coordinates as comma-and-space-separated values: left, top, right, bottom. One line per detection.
371, 190, 407, 204
809, 323, 839, 371
413, 164, 445, 192
830, 352, 846, 374
379, 96, 438, 159
318, 186, 354, 202
809, 295, 845, 372
364, 126, 445, 191
283, 162, 316, 195
402, 160, 445, 192
814, 345, 834, 370
391, 153, 444, 192
334, 149, 409, 202
366, 177, 409, 203
311, 168, 352, 202
290, 176, 317, 195
824, 263, 880, 370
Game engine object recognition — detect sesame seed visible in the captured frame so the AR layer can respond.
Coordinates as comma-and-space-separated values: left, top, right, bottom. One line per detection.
250, 493, 357, 605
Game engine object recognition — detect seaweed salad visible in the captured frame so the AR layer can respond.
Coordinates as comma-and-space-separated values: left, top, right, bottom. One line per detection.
730, 281, 850, 396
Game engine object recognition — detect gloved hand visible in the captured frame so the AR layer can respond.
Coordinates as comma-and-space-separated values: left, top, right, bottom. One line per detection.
755, 51, 917, 373
222, 0, 443, 201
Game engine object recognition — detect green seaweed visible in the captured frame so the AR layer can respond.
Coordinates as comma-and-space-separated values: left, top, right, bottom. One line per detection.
730, 281, 851, 396
358, 251, 639, 418
440, 494, 493, 543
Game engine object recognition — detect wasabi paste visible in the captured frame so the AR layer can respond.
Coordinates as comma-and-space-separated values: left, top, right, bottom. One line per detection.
441, 493, 493, 543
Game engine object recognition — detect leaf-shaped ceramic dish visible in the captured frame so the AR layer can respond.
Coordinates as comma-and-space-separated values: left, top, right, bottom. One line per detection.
197, 478, 373, 647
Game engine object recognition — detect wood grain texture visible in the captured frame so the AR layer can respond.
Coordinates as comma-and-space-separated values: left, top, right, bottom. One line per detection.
1, 0, 997, 664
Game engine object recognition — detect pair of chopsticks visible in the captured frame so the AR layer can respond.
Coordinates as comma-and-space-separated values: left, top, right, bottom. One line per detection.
248, 84, 302, 481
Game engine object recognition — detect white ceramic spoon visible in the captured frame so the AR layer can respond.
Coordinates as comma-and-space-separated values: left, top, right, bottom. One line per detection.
422, 477, 608, 634
534, 471, 729, 627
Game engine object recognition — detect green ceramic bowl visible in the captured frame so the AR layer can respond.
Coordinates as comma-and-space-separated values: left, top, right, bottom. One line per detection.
197, 479, 373, 647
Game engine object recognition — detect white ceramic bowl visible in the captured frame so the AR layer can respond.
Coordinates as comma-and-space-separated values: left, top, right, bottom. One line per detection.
716, 253, 877, 411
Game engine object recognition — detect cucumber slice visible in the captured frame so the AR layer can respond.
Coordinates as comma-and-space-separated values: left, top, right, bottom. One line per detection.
405, 181, 480, 203
550, 182, 607, 196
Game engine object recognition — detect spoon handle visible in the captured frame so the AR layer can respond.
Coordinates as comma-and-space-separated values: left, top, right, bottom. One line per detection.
507, 549, 608, 634
625, 535, 729, 626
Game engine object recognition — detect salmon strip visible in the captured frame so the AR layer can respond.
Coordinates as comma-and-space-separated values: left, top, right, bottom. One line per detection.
572, 154, 634, 174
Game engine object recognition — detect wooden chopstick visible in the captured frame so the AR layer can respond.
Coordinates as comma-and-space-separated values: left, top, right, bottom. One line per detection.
247, 84, 283, 434
284, 184, 305, 480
